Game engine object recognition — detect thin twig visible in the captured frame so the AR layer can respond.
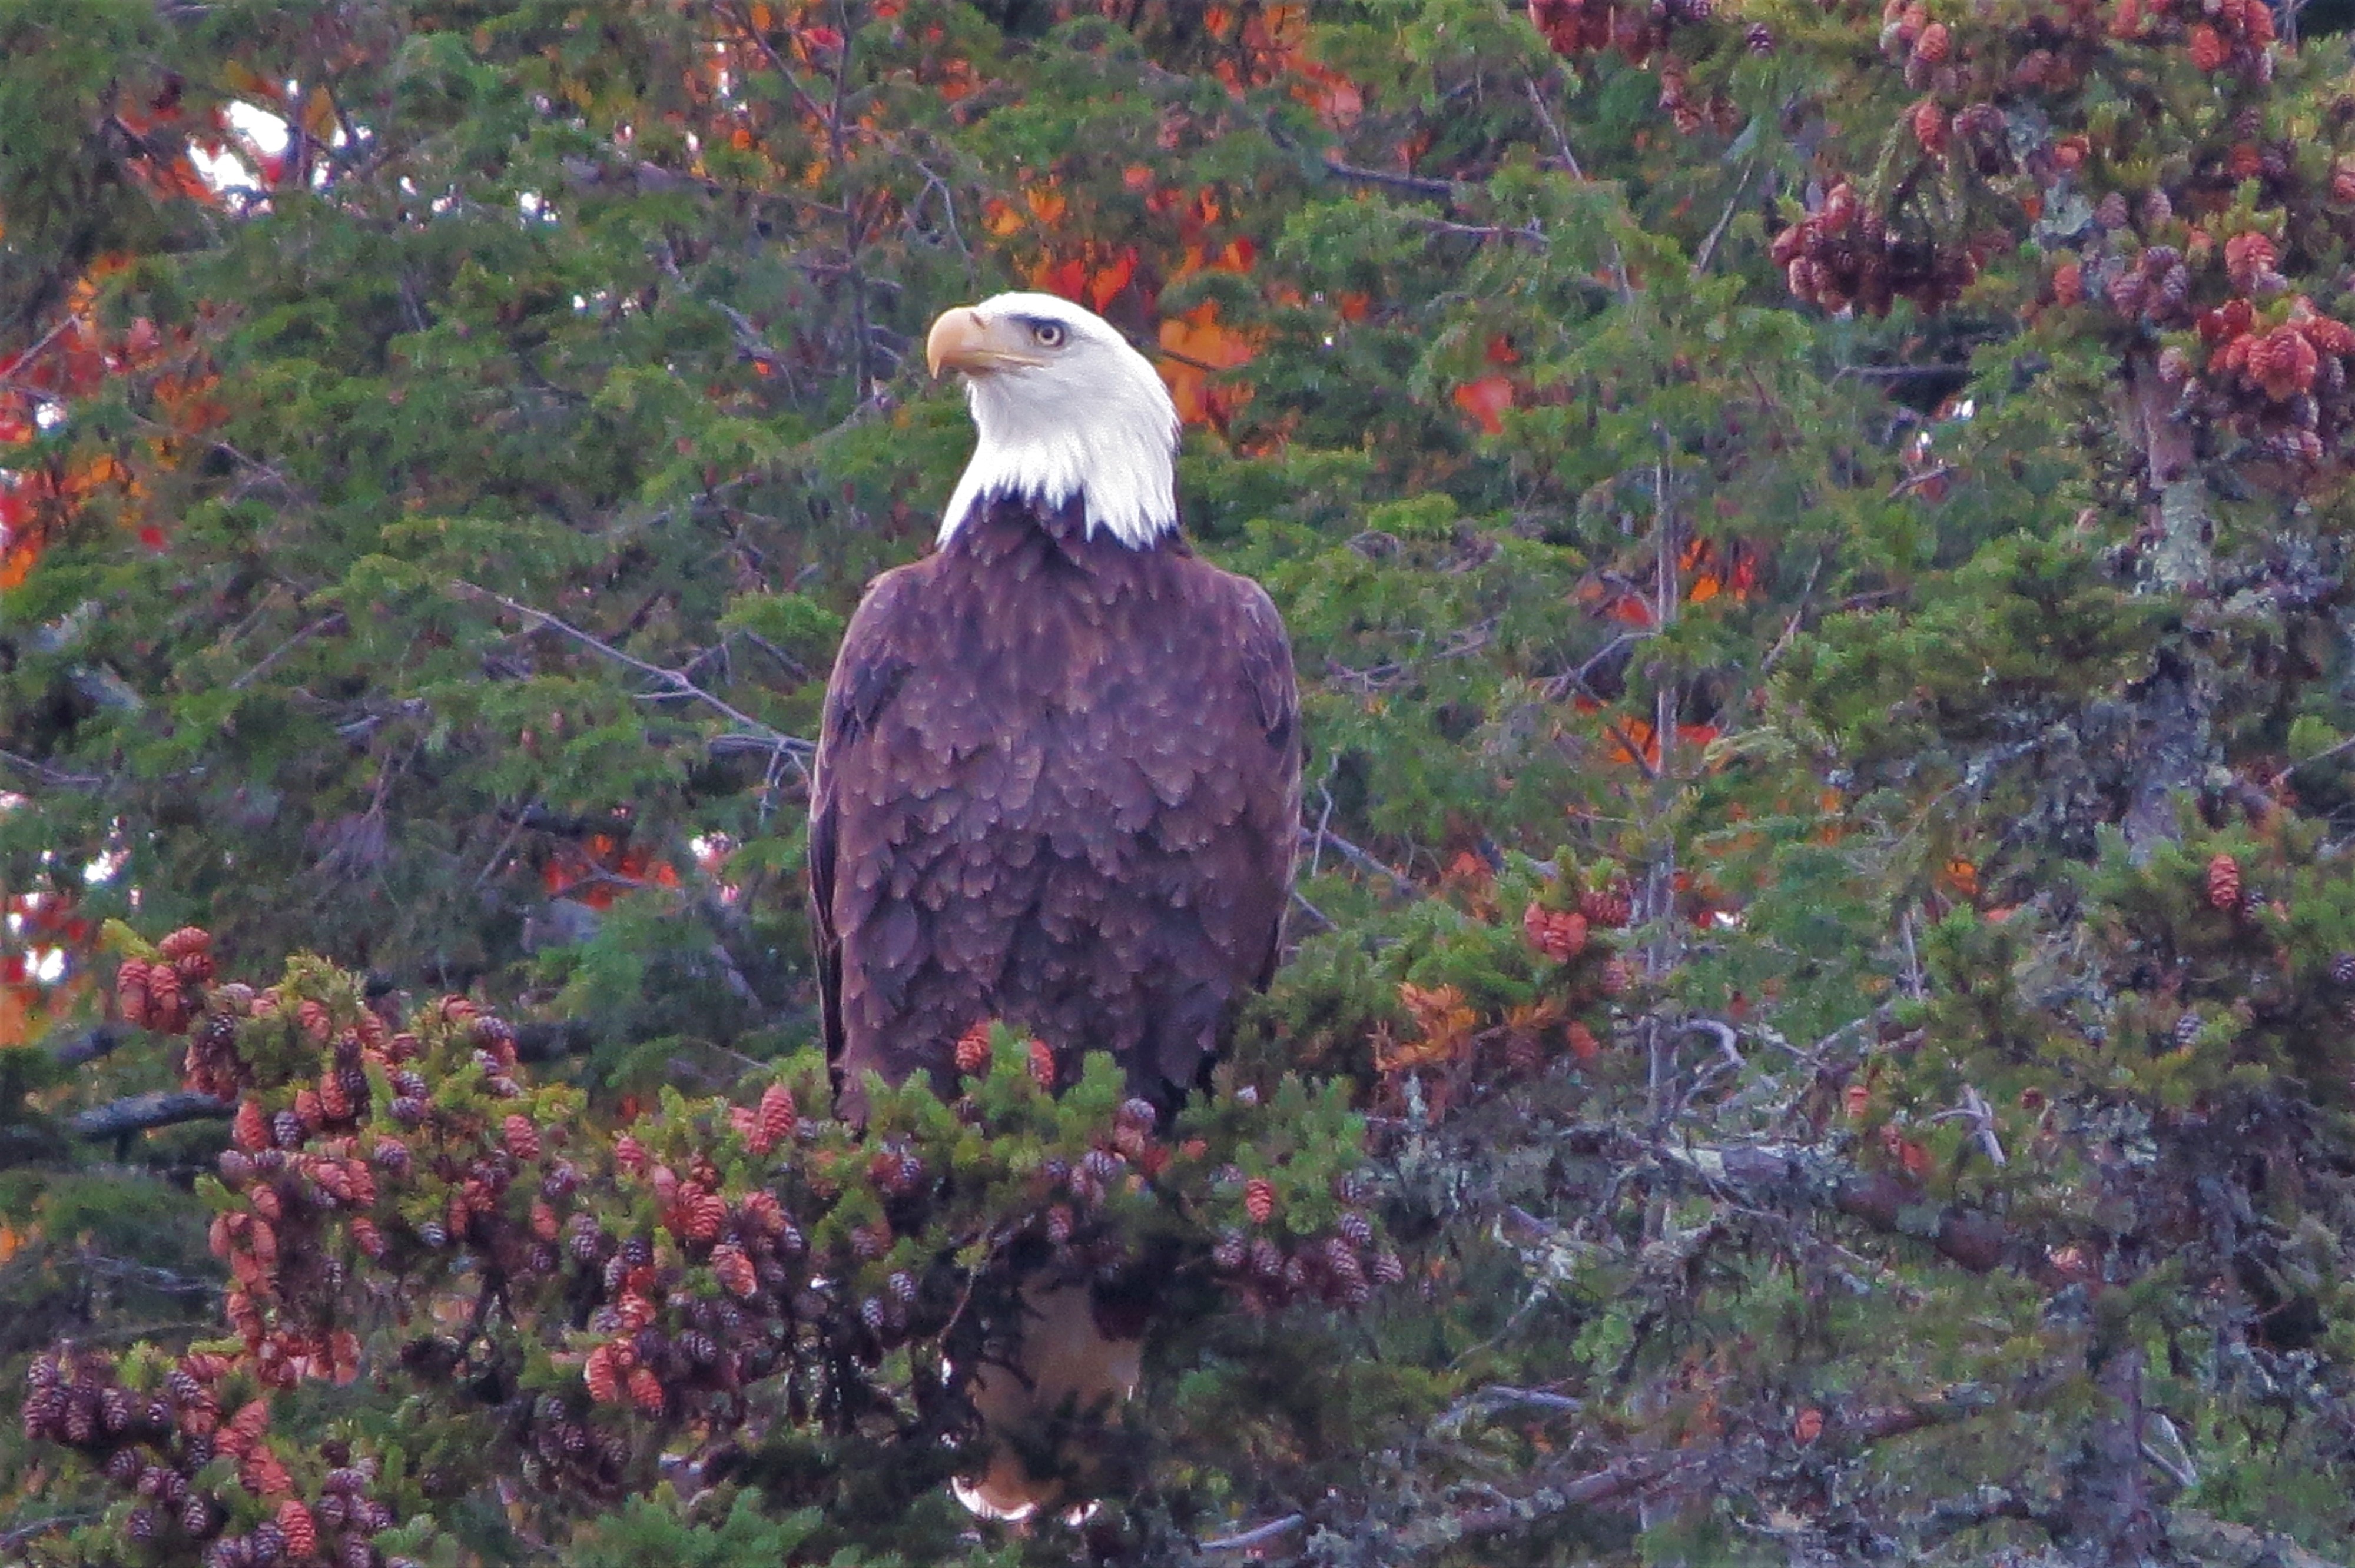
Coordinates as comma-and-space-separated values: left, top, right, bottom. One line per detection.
451, 582, 812, 759
1690, 161, 1756, 277
1322, 158, 1457, 198
1289, 887, 1336, 933
230, 613, 346, 690
1299, 826, 1418, 898
1887, 464, 1956, 500
2287, 730, 2355, 774
0, 1513, 99, 1552
1199, 1513, 1306, 1553
1521, 74, 1586, 180
0, 749, 103, 789
1402, 214, 1547, 247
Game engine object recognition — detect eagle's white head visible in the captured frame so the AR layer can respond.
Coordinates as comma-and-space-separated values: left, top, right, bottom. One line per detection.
927, 291, 1180, 551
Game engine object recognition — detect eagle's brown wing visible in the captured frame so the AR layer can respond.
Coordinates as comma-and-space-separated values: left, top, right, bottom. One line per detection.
1230, 570, 1301, 995
807, 563, 922, 1075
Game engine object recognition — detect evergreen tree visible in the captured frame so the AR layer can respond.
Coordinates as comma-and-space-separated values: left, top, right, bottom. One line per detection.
9, 0, 2355, 1562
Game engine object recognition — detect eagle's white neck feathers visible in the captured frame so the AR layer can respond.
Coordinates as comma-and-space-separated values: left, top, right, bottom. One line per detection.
937, 292, 1180, 551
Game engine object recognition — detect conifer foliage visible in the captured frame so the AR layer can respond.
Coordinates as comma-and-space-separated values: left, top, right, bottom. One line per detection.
11, 0, 2355, 1563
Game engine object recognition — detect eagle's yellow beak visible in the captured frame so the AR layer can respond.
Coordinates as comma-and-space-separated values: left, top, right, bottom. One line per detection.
927, 307, 1044, 377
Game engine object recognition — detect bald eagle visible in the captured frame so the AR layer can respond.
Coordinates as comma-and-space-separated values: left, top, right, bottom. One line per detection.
806, 292, 1301, 1517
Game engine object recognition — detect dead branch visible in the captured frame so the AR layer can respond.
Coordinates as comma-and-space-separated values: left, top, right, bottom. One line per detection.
69, 1089, 233, 1140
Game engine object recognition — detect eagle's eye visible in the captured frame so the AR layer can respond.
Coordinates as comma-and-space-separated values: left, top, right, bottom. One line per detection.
1031, 321, 1067, 349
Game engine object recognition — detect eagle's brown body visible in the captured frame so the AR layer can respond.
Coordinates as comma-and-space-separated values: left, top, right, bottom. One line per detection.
809, 493, 1299, 1123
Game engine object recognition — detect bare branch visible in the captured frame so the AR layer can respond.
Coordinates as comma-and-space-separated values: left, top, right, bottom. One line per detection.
0, 748, 104, 789
47, 1022, 127, 1069
230, 612, 347, 690
70, 1089, 233, 1140
1299, 825, 1418, 899
1322, 158, 1458, 199
451, 582, 812, 762
1402, 213, 1547, 247
1199, 1513, 1306, 1553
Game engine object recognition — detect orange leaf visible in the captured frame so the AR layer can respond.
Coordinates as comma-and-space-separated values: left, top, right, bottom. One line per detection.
1086, 247, 1139, 312
302, 87, 337, 141
222, 60, 279, 101
1453, 374, 1515, 434
1032, 254, 1087, 302
1025, 183, 1067, 226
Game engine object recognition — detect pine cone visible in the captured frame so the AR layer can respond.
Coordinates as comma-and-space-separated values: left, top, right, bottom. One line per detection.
1523, 902, 1590, 961
1911, 99, 1949, 155
502, 1114, 542, 1162
2206, 852, 2241, 909
1245, 1177, 1278, 1224
274, 1500, 317, 1558
115, 958, 154, 1029
712, 1244, 758, 1298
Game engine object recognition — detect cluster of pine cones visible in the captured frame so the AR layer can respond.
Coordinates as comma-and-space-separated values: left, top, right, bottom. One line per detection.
21, 1349, 409, 1568
1771, 181, 1986, 317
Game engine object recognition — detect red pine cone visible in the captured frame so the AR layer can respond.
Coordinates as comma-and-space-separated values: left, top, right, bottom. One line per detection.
1911, 19, 1949, 61
115, 958, 154, 1028
158, 925, 211, 962
1027, 1038, 1057, 1089
1244, 1177, 1277, 1225
613, 1134, 649, 1177
711, 1243, 758, 1297
2207, 852, 2242, 911
2225, 231, 2278, 286
1567, 1021, 1602, 1061
627, 1366, 664, 1415
755, 1082, 795, 1151
234, 1098, 270, 1153
503, 1114, 542, 1162
1580, 885, 1634, 928
1911, 99, 1948, 155
241, 1448, 293, 1497
584, 1344, 621, 1403
1523, 903, 1589, 961
2251, 327, 2319, 399
2301, 314, 2355, 356
954, 1022, 992, 1075
676, 1187, 724, 1243
349, 1217, 386, 1259
739, 1189, 785, 1235
2188, 22, 2228, 69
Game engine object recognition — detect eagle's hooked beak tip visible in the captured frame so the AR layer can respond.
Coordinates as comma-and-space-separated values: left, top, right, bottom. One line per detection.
927, 307, 991, 378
